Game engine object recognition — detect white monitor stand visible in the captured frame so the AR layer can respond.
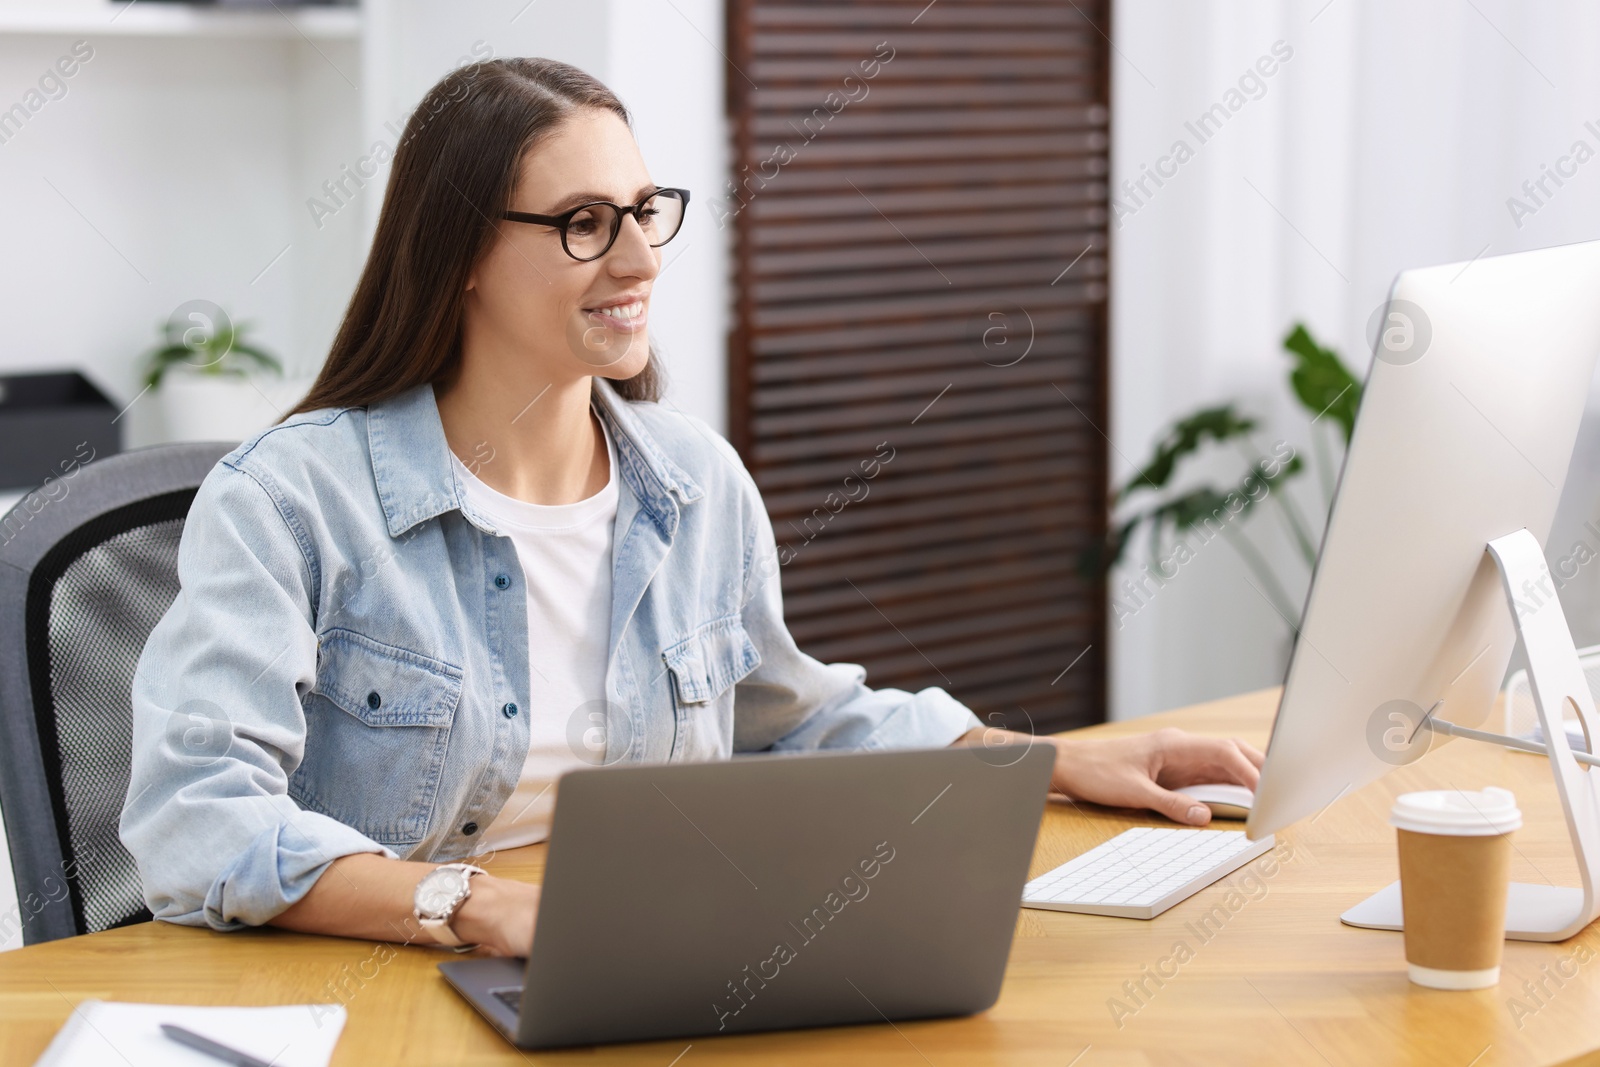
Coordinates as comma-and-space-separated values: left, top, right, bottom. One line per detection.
1341, 529, 1600, 942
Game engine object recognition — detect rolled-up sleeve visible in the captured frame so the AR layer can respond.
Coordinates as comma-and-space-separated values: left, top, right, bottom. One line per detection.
120, 461, 391, 931
727, 463, 982, 754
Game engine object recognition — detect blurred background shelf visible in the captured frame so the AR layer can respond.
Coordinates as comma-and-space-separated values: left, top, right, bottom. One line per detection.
0, 0, 723, 459
0, 3, 360, 39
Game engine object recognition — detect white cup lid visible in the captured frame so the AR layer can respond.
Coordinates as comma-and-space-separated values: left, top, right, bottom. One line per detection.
1390, 786, 1522, 836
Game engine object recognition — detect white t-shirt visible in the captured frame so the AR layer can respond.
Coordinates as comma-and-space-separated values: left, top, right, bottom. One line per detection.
450, 410, 618, 850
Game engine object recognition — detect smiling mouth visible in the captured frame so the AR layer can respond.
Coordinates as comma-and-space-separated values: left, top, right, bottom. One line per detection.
584, 300, 647, 329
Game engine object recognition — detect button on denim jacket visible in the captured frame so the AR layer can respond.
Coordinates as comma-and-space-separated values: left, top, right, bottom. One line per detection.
120, 378, 981, 930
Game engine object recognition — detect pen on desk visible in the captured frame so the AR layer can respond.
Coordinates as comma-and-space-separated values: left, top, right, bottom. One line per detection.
159, 1023, 277, 1067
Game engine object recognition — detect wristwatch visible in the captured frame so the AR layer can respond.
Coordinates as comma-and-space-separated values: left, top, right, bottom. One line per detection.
413, 862, 488, 948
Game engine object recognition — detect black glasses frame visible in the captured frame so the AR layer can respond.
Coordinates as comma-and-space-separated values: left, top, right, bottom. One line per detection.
500, 187, 691, 262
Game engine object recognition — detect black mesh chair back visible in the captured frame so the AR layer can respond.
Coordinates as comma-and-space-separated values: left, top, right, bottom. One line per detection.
0, 442, 231, 944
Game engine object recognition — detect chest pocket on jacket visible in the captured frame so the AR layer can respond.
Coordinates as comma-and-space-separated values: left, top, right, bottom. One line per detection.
291, 628, 464, 850
662, 614, 761, 708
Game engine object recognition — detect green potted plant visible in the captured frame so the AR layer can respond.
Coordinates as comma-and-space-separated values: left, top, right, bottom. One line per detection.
1090, 323, 1364, 635
142, 305, 283, 442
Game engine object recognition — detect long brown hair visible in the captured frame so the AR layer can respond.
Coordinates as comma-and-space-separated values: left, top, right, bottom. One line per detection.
288, 58, 663, 417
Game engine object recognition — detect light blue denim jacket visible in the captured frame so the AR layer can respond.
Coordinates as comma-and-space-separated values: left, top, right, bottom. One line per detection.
120, 378, 981, 930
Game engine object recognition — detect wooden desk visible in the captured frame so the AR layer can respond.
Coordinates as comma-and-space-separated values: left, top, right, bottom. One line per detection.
5, 688, 1600, 1066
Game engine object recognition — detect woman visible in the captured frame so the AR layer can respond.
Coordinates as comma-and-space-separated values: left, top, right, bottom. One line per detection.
121, 58, 1263, 959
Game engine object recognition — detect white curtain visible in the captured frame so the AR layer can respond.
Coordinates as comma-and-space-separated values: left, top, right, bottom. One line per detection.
1110, 0, 1600, 720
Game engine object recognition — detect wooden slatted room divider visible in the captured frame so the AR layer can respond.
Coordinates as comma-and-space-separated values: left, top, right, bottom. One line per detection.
724, 0, 1111, 733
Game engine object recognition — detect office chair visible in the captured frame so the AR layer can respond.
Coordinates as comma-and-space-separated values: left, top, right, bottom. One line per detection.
0, 442, 231, 944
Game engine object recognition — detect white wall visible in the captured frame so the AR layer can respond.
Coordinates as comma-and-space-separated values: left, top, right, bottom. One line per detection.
1110, 0, 1600, 720
607, 0, 729, 432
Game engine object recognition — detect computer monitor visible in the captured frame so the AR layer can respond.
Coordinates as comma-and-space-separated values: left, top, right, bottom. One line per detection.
1247, 240, 1600, 851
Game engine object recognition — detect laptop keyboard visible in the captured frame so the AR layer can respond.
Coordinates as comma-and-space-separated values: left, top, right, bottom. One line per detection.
491, 987, 523, 1015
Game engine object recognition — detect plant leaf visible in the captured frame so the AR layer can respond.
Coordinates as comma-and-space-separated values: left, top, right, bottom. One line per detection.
141, 316, 283, 388
1079, 514, 1141, 578
223, 341, 283, 375
1089, 446, 1306, 577
1115, 405, 1259, 503
1283, 323, 1362, 444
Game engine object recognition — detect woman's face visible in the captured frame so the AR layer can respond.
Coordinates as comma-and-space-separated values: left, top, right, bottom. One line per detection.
464, 108, 661, 385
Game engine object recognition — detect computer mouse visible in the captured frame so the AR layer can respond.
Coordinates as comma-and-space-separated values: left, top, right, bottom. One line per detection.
1175, 783, 1255, 820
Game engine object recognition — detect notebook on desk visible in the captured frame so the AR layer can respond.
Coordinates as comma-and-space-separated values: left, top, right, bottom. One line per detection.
34, 1000, 346, 1067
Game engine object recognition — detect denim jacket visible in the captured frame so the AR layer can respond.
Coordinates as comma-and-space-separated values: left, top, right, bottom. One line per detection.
120, 378, 981, 930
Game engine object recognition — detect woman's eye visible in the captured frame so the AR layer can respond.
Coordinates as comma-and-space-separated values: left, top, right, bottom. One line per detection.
639, 207, 660, 220
568, 214, 599, 236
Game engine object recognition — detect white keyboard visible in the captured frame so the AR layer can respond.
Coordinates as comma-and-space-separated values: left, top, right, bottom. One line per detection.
1023, 827, 1276, 919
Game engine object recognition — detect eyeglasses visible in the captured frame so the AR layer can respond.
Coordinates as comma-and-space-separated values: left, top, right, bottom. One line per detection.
501, 187, 690, 262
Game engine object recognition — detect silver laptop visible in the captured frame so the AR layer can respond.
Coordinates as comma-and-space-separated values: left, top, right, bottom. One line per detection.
440, 743, 1054, 1049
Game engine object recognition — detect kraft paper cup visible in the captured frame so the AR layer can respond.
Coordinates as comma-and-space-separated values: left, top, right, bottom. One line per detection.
1390, 787, 1521, 990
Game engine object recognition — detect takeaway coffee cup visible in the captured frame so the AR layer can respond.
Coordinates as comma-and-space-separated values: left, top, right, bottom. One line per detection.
1390, 786, 1522, 990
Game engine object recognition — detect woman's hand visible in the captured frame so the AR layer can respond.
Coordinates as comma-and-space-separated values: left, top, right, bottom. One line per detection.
953, 725, 1265, 826
1044, 727, 1265, 826
454, 875, 541, 957
272, 855, 541, 957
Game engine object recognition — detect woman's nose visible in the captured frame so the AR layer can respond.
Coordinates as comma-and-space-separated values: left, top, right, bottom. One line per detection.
607, 214, 661, 277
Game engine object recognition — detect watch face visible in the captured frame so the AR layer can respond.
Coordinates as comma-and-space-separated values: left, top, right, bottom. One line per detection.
417, 869, 465, 915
